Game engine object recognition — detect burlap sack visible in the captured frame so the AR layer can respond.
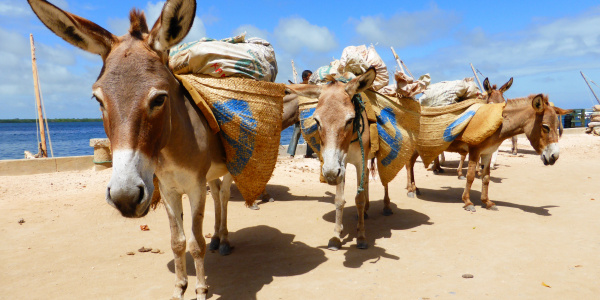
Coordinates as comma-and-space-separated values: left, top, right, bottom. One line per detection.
458, 102, 505, 144
178, 74, 285, 205
417, 98, 486, 166
298, 91, 420, 185
169, 33, 278, 82
419, 78, 481, 107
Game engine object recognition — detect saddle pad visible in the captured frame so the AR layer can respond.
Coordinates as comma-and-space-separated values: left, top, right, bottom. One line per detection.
458, 102, 505, 144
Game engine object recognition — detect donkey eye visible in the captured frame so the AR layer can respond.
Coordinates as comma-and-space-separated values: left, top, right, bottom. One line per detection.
150, 95, 167, 109
345, 118, 354, 127
542, 124, 550, 132
92, 95, 104, 109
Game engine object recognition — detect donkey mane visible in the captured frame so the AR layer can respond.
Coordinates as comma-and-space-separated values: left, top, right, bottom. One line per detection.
129, 9, 149, 38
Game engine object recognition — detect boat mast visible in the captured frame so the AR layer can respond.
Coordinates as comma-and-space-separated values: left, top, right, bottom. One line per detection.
30, 34, 47, 157
581, 71, 600, 105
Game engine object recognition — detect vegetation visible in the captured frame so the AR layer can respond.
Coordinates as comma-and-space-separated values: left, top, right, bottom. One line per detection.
0, 118, 102, 123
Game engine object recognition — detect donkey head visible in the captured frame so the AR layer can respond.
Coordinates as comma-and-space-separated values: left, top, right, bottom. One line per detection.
29, 0, 196, 217
483, 77, 513, 104
288, 68, 376, 185
522, 94, 571, 166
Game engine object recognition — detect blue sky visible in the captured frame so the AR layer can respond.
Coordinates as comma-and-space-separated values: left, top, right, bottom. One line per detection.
1, 0, 600, 118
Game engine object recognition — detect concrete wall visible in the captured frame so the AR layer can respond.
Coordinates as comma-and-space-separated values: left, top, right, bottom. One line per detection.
0, 156, 95, 176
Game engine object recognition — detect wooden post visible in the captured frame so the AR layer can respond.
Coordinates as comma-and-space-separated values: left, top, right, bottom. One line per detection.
581, 71, 600, 105
390, 47, 415, 79
470, 63, 484, 93
30, 34, 47, 157
291, 60, 298, 84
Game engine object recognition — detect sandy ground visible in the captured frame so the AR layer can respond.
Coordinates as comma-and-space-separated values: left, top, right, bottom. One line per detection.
1, 130, 599, 300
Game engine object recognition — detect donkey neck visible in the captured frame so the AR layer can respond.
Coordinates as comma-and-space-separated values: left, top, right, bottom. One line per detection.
498, 98, 535, 140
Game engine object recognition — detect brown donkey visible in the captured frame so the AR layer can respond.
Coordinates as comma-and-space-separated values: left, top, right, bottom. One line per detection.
29, 0, 234, 299
431, 77, 513, 177
406, 94, 571, 211
288, 69, 379, 250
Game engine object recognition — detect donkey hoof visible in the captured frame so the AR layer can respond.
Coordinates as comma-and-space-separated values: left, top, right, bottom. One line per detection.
209, 237, 220, 251
219, 242, 232, 256
249, 203, 260, 210
488, 205, 499, 211
433, 169, 439, 175
328, 237, 342, 251
356, 240, 369, 249
464, 205, 476, 212
383, 208, 393, 216
407, 192, 415, 198
458, 176, 466, 180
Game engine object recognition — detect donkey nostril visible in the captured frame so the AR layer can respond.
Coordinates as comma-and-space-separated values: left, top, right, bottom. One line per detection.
107, 187, 112, 201
337, 169, 341, 177
137, 186, 145, 204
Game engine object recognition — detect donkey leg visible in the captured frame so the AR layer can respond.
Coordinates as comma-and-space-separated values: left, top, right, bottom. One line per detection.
457, 153, 467, 180
188, 182, 209, 300
480, 154, 497, 210
511, 136, 518, 155
382, 184, 393, 216
328, 179, 346, 251
217, 173, 233, 255
462, 151, 481, 212
355, 161, 368, 249
406, 151, 419, 198
162, 188, 187, 300
207, 178, 222, 251
432, 157, 444, 174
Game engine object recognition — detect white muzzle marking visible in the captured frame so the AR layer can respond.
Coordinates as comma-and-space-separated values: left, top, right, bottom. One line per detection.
541, 142, 559, 166
106, 149, 155, 217
321, 147, 346, 185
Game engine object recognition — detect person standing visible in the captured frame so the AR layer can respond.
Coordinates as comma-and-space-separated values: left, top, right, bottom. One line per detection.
287, 70, 315, 158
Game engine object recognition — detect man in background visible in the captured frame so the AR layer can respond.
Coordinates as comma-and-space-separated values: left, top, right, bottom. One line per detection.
287, 70, 315, 158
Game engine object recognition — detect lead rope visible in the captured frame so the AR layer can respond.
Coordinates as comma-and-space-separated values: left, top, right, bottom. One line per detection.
351, 94, 366, 195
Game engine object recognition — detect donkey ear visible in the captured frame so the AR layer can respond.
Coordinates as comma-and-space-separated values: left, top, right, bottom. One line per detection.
483, 77, 491, 93
286, 84, 322, 99
499, 77, 513, 93
28, 0, 116, 57
553, 107, 573, 115
531, 94, 546, 114
346, 67, 376, 96
148, 0, 196, 51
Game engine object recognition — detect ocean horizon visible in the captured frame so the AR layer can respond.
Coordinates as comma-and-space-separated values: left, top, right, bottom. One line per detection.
0, 121, 302, 160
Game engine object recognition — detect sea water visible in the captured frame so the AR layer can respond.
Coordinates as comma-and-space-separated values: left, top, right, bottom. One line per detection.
0, 122, 300, 160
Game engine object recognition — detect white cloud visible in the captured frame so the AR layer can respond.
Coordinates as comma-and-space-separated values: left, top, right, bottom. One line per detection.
353, 4, 461, 48
0, 1, 33, 17
274, 17, 337, 55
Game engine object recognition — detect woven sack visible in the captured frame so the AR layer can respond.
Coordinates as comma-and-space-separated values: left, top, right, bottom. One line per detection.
417, 98, 485, 166
298, 91, 420, 185
178, 74, 285, 205
458, 102, 505, 144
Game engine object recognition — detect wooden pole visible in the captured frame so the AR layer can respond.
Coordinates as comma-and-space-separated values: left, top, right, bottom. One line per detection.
390, 47, 415, 79
291, 60, 298, 84
390, 47, 405, 73
581, 71, 600, 105
470, 63, 484, 92
30, 34, 47, 157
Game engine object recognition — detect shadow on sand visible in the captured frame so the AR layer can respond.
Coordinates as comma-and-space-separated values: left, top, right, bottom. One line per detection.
167, 225, 327, 299
320, 199, 433, 269
415, 186, 558, 216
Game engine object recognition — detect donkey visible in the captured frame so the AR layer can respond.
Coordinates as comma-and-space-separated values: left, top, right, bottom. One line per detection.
29, 0, 233, 299
287, 68, 381, 250
431, 77, 513, 177
406, 94, 570, 211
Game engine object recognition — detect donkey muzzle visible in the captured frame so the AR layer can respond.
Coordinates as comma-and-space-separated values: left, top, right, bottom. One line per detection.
541, 143, 559, 166
106, 150, 154, 218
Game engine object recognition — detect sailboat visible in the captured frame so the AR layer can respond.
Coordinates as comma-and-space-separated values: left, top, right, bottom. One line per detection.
26, 34, 53, 159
